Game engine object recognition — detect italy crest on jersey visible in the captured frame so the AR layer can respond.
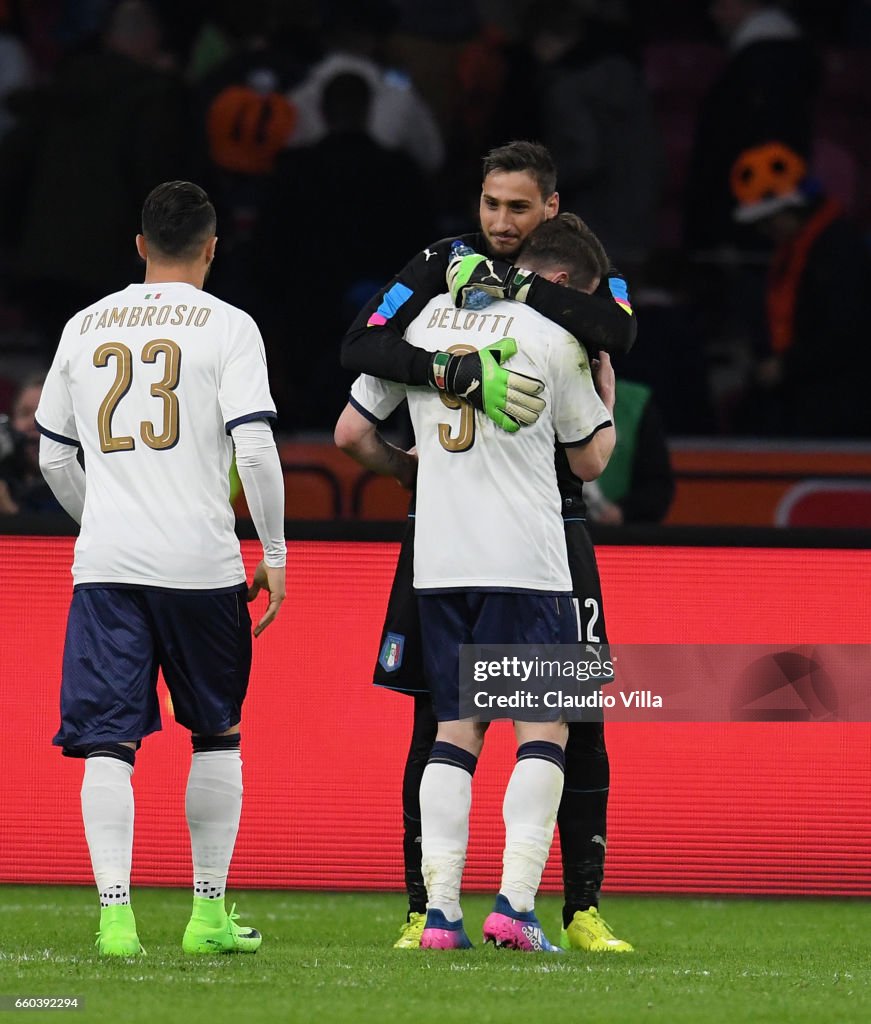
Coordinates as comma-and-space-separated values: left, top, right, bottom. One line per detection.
378, 632, 405, 673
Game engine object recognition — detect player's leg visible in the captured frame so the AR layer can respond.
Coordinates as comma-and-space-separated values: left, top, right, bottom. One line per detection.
393, 693, 437, 948
150, 585, 260, 953
560, 721, 608, 914
418, 718, 483, 950
182, 725, 261, 954
417, 594, 482, 950
370, 520, 435, 948
560, 520, 633, 952
560, 721, 631, 951
55, 587, 158, 955
483, 718, 567, 953
80, 742, 141, 955
469, 592, 570, 951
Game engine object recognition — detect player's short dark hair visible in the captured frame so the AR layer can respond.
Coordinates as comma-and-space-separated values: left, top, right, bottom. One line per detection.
141, 181, 216, 260
517, 213, 609, 290
482, 140, 557, 200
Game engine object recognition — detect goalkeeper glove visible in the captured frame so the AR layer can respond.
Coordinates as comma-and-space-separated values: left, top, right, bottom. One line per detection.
447, 253, 537, 309
429, 337, 545, 433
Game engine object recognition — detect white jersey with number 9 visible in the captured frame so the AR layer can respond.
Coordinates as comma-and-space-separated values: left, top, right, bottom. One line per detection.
350, 293, 611, 593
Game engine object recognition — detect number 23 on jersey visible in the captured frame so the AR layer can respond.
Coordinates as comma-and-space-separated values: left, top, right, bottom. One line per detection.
94, 338, 181, 453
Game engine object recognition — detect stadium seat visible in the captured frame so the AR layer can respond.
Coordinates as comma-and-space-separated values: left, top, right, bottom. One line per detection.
351, 471, 410, 520
775, 480, 871, 527
234, 462, 343, 520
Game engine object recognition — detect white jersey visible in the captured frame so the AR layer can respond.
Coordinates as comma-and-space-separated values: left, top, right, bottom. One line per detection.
350, 294, 611, 592
36, 281, 276, 588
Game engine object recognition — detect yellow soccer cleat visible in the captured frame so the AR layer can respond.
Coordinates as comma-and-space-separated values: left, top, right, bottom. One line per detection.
393, 911, 427, 949
560, 907, 634, 953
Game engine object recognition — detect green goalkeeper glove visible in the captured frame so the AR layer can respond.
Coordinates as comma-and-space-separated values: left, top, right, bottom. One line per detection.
429, 337, 545, 433
446, 253, 537, 309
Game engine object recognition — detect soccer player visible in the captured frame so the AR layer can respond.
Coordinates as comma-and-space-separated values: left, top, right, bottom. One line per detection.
336, 214, 616, 950
341, 142, 635, 426
35, 181, 286, 956
338, 141, 634, 952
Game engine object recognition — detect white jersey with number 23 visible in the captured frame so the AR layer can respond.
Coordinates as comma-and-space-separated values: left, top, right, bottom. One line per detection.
36, 281, 276, 588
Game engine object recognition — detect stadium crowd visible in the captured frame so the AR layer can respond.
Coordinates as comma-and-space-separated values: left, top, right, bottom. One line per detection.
0, 0, 870, 445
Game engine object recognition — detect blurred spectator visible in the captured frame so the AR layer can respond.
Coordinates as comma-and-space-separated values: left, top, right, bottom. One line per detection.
514, 0, 664, 267
0, 0, 191, 352
287, 1, 444, 174
618, 249, 718, 435
730, 141, 871, 437
257, 71, 435, 429
584, 379, 675, 525
195, 6, 307, 315
452, 23, 509, 152
206, 79, 296, 179
0, 374, 62, 514
0, 9, 33, 144
389, 0, 480, 137
196, 3, 314, 137
685, 1, 819, 252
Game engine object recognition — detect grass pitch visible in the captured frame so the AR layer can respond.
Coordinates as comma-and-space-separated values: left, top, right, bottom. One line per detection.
1, 886, 869, 1024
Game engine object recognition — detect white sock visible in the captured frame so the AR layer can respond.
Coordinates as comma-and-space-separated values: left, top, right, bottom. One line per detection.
80, 757, 134, 907
500, 757, 565, 913
186, 750, 243, 902
420, 762, 472, 922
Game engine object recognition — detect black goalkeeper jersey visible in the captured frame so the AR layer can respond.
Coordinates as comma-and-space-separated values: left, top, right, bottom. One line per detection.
340, 233, 636, 383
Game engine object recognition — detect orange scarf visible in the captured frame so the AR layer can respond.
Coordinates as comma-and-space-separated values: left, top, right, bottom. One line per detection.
767, 198, 841, 354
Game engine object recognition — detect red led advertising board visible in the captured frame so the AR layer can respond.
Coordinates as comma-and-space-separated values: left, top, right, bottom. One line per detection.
1, 537, 869, 895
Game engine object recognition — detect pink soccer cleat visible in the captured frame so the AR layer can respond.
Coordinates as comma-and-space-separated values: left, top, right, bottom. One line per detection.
483, 894, 563, 952
419, 909, 473, 949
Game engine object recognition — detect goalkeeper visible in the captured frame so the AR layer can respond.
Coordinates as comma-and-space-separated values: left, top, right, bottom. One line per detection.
340, 140, 635, 429
339, 141, 635, 953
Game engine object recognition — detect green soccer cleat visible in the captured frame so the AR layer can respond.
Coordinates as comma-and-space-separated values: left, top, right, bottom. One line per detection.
393, 912, 426, 950
560, 907, 634, 953
182, 898, 262, 954
95, 904, 145, 957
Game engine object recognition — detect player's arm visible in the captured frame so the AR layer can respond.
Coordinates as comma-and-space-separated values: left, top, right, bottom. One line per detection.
553, 343, 616, 482
231, 420, 286, 637
334, 375, 416, 488
220, 316, 286, 637
568, 352, 617, 480
340, 239, 545, 431
334, 403, 417, 491
340, 238, 461, 383
35, 338, 85, 522
37, 435, 85, 523
564, 424, 615, 482
448, 255, 637, 355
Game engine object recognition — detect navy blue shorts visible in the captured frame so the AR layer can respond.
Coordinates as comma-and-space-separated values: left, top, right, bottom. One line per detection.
418, 591, 580, 721
373, 517, 608, 695
54, 584, 252, 756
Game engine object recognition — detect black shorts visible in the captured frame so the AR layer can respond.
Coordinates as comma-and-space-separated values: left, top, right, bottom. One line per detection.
372, 516, 608, 694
